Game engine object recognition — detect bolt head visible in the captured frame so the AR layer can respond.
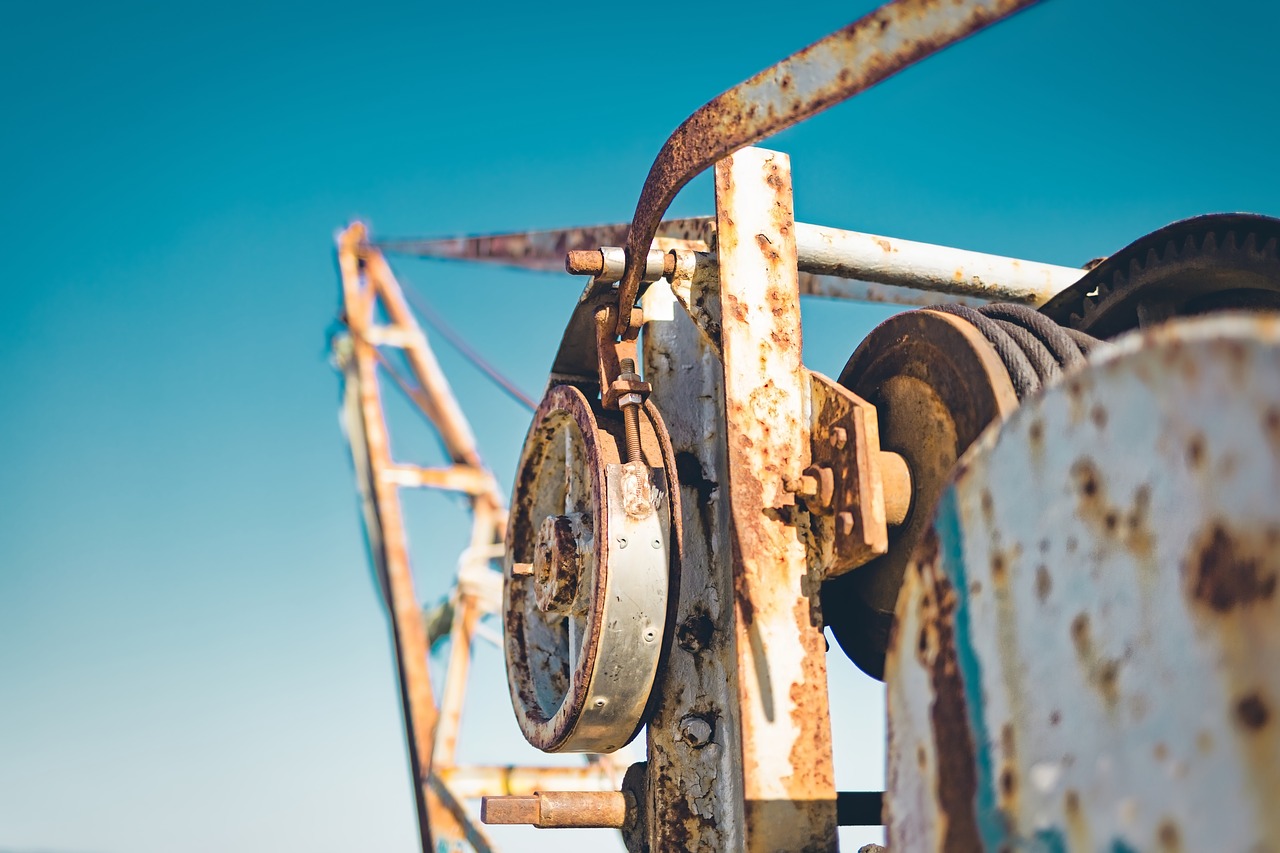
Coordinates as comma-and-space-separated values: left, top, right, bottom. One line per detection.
830, 427, 848, 449
837, 511, 855, 536
678, 715, 714, 748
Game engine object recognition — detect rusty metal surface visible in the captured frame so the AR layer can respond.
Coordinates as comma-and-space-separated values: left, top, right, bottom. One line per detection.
825, 308, 1018, 680
641, 279, 746, 851
1040, 213, 1280, 338
336, 227, 442, 852
504, 385, 678, 753
715, 148, 837, 850
375, 218, 712, 271
886, 313, 1280, 850
434, 764, 623, 800
798, 271, 990, 308
481, 791, 633, 829
803, 372, 892, 578
613, 0, 1043, 334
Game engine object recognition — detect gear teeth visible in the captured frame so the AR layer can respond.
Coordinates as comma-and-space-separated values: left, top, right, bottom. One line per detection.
1224, 230, 1239, 253
1112, 269, 1128, 290
1202, 231, 1219, 254
1183, 234, 1198, 257
1145, 247, 1160, 269
1129, 257, 1144, 280
1161, 239, 1178, 263
1242, 231, 1259, 256
1263, 236, 1279, 260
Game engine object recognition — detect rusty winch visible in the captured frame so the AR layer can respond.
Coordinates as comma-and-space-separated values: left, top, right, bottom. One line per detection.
333, 1, 1280, 850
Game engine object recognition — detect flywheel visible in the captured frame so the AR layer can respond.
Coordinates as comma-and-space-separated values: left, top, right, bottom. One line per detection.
503, 384, 679, 753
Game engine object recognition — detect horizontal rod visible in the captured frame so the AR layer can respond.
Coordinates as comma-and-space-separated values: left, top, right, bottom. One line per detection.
434, 764, 623, 800
571, 222, 1086, 306
481, 791, 632, 829
792, 222, 1082, 305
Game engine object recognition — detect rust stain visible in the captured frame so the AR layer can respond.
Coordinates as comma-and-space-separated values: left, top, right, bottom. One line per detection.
1235, 691, 1271, 731
1186, 433, 1206, 470
1070, 459, 1153, 560
1070, 612, 1121, 707
1064, 788, 1089, 850
912, 529, 982, 851
1035, 565, 1051, 603
1186, 523, 1279, 613
1265, 406, 1280, 450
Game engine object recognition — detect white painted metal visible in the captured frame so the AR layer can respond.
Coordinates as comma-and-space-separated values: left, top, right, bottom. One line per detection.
887, 314, 1280, 850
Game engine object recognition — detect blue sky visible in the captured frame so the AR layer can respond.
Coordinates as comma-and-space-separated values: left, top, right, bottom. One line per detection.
2, 1, 1277, 851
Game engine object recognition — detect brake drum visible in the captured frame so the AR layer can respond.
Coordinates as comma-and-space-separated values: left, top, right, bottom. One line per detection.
824, 309, 1018, 679
886, 314, 1280, 850
504, 384, 678, 753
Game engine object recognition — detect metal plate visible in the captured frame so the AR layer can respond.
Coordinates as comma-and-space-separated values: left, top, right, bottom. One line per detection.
504, 384, 678, 753
886, 313, 1280, 850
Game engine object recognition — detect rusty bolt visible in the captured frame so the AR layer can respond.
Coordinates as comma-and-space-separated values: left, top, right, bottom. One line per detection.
837, 511, 855, 536
802, 465, 835, 508
619, 358, 644, 464
678, 715, 714, 749
829, 427, 848, 449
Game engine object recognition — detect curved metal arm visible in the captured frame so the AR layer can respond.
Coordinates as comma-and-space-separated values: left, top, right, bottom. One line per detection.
613, 0, 1043, 336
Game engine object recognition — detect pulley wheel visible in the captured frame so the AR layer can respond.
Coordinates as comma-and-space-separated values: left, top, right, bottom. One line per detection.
504, 384, 678, 753
824, 309, 1018, 679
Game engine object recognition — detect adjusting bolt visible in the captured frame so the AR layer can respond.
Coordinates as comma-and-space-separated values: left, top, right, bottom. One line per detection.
618, 358, 644, 464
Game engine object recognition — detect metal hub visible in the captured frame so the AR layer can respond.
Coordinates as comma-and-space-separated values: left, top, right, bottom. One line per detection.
823, 309, 1018, 679
504, 384, 678, 753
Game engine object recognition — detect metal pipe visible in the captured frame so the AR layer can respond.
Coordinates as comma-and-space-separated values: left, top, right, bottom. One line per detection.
792, 222, 1082, 305
674, 223, 1083, 306
481, 791, 633, 829
435, 764, 623, 800
573, 224, 1083, 305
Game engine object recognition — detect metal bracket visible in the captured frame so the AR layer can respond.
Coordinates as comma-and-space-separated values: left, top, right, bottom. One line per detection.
797, 371, 910, 578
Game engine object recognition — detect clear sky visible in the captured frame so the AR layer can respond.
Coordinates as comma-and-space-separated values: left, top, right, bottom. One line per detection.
2, 1, 1278, 851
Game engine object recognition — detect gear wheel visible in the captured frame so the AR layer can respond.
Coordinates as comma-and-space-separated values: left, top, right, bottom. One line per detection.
1040, 213, 1280, 339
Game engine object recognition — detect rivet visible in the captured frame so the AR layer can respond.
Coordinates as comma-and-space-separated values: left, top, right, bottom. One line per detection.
643, 628, 656, 642
651, 538, 662, 549
617, 537, 628, 549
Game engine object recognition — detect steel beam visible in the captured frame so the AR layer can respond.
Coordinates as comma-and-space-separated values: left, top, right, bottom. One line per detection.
717, 147, 838, 851
643, 277, 745, 849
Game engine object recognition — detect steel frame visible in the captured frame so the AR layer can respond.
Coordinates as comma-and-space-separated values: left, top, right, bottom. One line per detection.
333, 226, 621, 852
